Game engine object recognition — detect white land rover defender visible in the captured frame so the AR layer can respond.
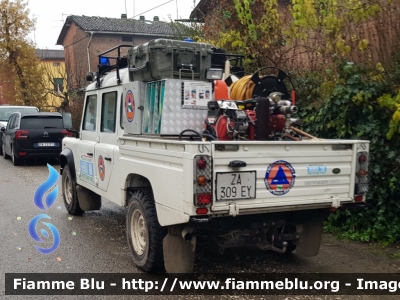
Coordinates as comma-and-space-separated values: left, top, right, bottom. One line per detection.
60, 40, 370, 273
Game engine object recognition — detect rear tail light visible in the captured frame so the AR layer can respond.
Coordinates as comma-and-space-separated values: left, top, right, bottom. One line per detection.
197, 193, 212, 205
355, 195, 364, 202
194, 155, 213, 211
197, 157, 207, 169
358, 154, 367, 163
61, 130, 73, 137
16, 130, 29, 139
355, 151, 369, 201
18, 152, 26, 156
197, 175, 207, 186
196, 208, 209, 215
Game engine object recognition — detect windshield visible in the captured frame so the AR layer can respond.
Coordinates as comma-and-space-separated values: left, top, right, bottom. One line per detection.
0, 107, 39, 121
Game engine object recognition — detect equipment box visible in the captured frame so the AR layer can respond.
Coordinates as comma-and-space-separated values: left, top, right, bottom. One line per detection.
128, 39, 213, 82
142, 79, 212, 135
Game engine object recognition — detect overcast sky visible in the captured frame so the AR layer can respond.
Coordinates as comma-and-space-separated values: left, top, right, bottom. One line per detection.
27, 0, 199, 49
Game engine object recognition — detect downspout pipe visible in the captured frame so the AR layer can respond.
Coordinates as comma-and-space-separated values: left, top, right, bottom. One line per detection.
87, 32, 94, 72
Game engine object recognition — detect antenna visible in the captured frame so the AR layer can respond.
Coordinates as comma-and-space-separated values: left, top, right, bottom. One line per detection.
125, 0, 128, 17
131, 0, 173, 19
176, 0, 178, 19
62, 13, 71, 22
32, 14, 39, 45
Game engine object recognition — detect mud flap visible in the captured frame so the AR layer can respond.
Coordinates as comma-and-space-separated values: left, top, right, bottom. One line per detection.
295, 219, 324, 257
163, 232, 196, 273
76, 185, 101, 211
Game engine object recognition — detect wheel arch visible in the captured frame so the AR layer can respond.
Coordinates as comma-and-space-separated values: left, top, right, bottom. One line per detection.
60, 148, 76, 180
124, 173, 152, 207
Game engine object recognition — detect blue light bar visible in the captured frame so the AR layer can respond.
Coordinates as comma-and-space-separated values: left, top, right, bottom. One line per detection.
99, 57, 110, 66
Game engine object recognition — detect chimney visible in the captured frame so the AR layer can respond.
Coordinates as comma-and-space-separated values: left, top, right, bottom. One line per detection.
153, 16, 159, 22
121, 14, 127, 19
139, 16, 145, 21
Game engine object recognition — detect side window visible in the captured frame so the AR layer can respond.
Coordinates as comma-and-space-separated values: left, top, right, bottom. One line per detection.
101, 92, 117, 133
83, 95, 97, 131
7, 116, 15, 130
13, 116, 20, 129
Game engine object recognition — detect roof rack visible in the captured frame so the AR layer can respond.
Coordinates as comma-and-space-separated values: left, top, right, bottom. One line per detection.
86, 44, 132, 88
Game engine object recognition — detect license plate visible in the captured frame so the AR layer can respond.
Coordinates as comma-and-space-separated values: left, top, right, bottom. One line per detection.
216, 171, 256, 201
38, 142, 55, 147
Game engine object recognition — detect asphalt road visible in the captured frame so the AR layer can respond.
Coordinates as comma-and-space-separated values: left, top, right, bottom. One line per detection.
1, 157, 400, 300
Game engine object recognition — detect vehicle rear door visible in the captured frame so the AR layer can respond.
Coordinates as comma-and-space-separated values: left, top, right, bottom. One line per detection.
77, 93, 99, 187
3, 115, 16, 154
17, 115, 65, 151
95, 90, 118, 192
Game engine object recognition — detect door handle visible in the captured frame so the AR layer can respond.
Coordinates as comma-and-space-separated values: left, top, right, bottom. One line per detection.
105, 157, 112, 162
87, 152, 93, 156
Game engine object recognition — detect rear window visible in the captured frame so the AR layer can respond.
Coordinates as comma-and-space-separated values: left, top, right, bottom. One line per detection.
20, 117, 63, 129
0, 107, 38, 121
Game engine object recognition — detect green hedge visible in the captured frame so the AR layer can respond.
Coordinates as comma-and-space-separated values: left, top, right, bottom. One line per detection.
293, 58, 400, 245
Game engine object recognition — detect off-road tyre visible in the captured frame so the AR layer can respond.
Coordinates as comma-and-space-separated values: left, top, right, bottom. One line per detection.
126, 190, 166, 272
285, 241, 297, 254
62, 164, 84, 215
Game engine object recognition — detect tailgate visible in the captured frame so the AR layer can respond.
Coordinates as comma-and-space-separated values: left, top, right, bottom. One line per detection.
17, 116, 65, 150
211, 141, 361, 213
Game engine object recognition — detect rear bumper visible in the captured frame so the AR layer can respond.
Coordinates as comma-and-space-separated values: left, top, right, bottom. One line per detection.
13, 143, 61, 159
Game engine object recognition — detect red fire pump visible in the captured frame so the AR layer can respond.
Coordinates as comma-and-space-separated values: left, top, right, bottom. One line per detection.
203, 67, 300, 141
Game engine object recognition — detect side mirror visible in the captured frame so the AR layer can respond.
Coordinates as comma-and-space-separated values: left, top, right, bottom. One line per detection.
62, 112, 73, 129
0, 126, 5, 132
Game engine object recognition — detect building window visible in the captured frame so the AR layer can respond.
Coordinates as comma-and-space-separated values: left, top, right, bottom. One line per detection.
121, 35, 133, 42
53, 78, 64, 92
53, 62, 61, 67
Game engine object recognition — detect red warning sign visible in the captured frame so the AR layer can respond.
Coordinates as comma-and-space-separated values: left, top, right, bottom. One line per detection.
98, 155, 105, 181
125, 90, 135, 122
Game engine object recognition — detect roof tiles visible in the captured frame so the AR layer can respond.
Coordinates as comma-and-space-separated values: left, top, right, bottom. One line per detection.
68, 15, 175, 35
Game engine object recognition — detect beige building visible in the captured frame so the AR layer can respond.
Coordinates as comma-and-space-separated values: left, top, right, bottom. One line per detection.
35, 49, 66, 111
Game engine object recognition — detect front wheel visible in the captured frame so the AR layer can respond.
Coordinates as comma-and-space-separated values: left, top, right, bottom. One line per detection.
126, 190, 165, 272
62, 164, 84, 215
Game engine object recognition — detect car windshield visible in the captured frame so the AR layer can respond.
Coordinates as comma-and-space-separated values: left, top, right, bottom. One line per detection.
20, 117, 63, 129
0, 107, 38, 121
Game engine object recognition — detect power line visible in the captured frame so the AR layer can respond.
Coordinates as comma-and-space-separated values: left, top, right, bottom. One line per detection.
131, 0, 173, 19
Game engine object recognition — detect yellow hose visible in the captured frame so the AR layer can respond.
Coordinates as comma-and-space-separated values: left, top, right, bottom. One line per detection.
230, 75, 256, 100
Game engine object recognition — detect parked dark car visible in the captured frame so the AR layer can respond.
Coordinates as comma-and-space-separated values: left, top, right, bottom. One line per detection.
1, 112, 72, 165
0, 105, 39, 155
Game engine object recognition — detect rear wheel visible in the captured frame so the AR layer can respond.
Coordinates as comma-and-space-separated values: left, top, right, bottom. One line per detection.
126, 190, 165, 272
2, 143, 9, 159
11, 146, 22, 166
285, 241, 297, 253
62, 164, 84, 215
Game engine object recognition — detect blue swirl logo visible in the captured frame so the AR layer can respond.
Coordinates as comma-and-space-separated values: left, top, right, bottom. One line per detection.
28, 164, 60, 254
